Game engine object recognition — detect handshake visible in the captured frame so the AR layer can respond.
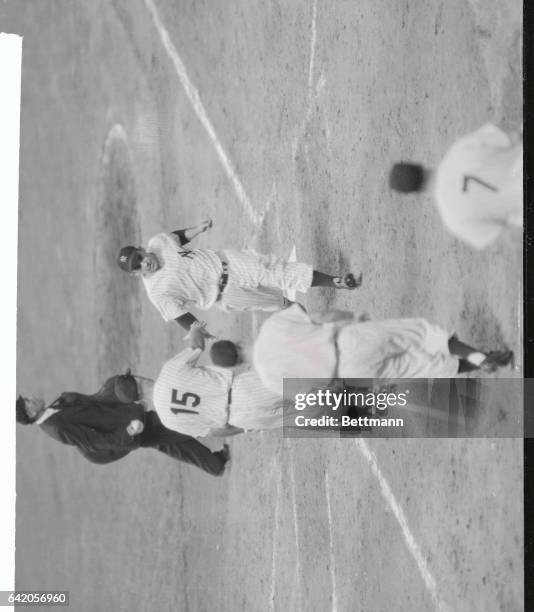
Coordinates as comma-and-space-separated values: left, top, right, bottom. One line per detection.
184, 321, 216, 350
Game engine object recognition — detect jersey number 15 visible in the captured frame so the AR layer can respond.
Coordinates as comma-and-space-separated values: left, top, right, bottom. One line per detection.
170, 389, 201, 415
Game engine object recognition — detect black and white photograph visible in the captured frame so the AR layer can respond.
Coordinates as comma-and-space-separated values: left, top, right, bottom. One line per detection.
1, 0, 524, 610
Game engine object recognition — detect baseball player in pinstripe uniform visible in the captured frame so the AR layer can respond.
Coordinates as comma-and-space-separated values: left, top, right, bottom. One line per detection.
117, 219, 361, 336
148, 323, 293, 437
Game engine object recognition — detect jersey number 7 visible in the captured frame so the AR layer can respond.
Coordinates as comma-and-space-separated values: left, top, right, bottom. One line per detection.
170, 389, 201, 415
462, 175, 498, 193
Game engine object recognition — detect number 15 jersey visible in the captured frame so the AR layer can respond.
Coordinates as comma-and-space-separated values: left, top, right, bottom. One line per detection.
434, 123, 522, 250
153, 348, 233, 438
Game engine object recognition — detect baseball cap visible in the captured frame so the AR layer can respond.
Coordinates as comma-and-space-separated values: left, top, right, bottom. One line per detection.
210, 340, 240, 367
16, 396, 32, 425
118, 246, 142, 272
388, 162, 426, 193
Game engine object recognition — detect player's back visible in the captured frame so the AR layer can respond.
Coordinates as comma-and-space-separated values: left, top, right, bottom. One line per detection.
253, 304, 338, 396
434, 123, 522, 249
153, 348, 232, 437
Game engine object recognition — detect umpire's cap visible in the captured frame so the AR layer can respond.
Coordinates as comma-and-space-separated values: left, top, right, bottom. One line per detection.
16, 396, 32, 425
118, 246, 142, 272
389, 162, 426, 193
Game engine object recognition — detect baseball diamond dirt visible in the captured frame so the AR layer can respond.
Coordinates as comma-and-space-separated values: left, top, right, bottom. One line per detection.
6, 0, 522, 610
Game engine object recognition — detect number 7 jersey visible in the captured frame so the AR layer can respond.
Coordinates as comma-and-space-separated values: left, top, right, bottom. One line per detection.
153, 347, 233, 438
434, 123, 522, 250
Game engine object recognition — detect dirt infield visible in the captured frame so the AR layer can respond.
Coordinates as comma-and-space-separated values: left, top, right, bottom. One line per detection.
8, 0, 522, 610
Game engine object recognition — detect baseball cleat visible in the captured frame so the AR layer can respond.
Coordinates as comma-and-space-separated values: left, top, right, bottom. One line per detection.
333, 272, 362, 290
220, 443, 231, 464
480, 350, 515, 373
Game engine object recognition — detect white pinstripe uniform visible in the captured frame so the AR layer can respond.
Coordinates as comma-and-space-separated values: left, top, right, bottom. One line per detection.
253, 305, 459, 396
142, 233, 313, 321
229, 369, 291, 431
152, 348, 290, 435
153, 347, 232, 438
434, 123, 522, 250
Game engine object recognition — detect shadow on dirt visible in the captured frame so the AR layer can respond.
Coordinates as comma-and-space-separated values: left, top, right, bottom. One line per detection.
95, 126, 143, 378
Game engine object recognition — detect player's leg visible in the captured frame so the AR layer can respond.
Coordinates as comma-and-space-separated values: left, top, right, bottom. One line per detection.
337, 318, 514, 378
225, 250, 361, 294
151, 440, 229, 476
448, 336, 514, 373
311, 271, 362, 289
218, 282, 288, 312
140, 412, 229, 475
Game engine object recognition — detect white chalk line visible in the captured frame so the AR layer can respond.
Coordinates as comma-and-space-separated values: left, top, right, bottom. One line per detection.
292, 0, 326, 163
101, 123, 128, 166
288, 446, 302, 610
307, 0, 318, 95
245, 182, 278, 249
355, 439, 450, 612
269, 463, 283, 610
323, 114, 334, 161
143, 0, 263, 227
324, 471, 339, 612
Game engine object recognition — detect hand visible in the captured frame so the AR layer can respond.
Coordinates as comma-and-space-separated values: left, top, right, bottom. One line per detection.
199, 218, 213, 233
126, 419, 144, 436
131, 376, 155, 403
185, 321, 216, 349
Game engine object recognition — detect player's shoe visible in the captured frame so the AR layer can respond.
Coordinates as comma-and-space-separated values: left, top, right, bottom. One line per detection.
282, 298, 307, 312
333, 272, 362, 290
219, 444, 231, 473
480, 350, 515, 373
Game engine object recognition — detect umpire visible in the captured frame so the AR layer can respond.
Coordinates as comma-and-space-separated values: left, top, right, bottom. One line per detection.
16, 372, 229, 476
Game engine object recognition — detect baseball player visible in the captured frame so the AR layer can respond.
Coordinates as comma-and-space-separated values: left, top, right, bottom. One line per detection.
117, 219, 362, 335
150, 323, 294, 437
388, 123, 522, 250
208, 305, 514, 397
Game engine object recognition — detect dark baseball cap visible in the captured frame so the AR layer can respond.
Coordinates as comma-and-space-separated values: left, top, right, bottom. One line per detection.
210, 340, 240, 367
388, 162, 426, 193
16, 396, 32, 425
118, 246, 142, 272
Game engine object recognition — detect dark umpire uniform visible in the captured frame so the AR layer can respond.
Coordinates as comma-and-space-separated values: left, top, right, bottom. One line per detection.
38, 373, 228, 476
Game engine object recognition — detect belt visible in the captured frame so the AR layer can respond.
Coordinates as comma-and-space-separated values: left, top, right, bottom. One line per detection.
225, 374, 234, 423
333, 326, 341, 378
216, 255, 230, 301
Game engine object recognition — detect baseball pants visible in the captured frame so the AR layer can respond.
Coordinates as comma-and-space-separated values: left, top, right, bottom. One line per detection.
220, 249, 313, 310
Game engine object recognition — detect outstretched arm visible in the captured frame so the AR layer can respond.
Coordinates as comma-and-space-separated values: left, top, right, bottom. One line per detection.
208, 424, 245, 437
174, 312, 199, 331
172, 218, 213, 245
184, 321, 216, 350
174, 313, 217, 342
171, 318, 217, 350
310, 310, 355, 324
